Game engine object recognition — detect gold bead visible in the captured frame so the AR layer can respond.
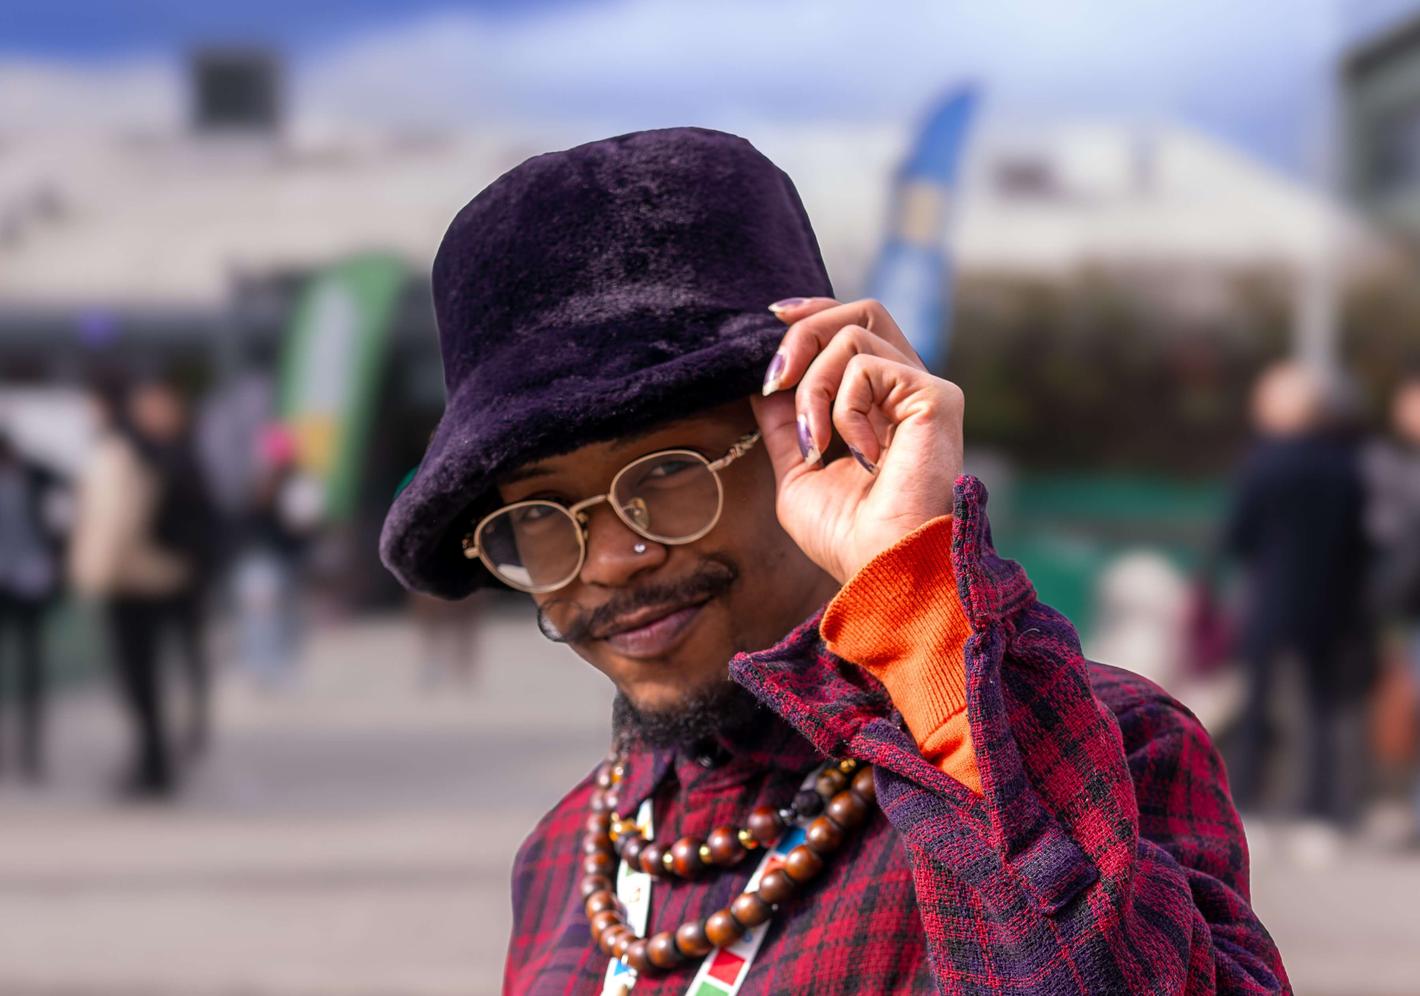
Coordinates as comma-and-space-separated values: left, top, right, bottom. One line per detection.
661, 849, 675, 871
699, 843, 713, 863
737, 828, 760, 849
838, 758, 859, 774
611, 764, 625, 783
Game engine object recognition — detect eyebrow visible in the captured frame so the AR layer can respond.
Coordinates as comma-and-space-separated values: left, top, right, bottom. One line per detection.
498, 423, 686, 487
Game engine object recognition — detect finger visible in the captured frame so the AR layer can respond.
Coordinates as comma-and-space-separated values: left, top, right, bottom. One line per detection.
831, 355, 963, 477
794, 324, 914, 467
766, 296, 839, 324
749, 390, 805, 491
763, 297, 924, 398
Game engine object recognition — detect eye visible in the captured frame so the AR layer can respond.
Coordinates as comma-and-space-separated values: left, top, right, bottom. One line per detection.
644, 457, 701, 479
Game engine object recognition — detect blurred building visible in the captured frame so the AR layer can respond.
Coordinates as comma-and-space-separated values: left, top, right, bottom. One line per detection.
958, 122, 1385, 280
1343, 9, 1420, 244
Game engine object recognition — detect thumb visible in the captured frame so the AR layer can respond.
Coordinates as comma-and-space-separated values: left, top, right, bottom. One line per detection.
750, 391, 804, 489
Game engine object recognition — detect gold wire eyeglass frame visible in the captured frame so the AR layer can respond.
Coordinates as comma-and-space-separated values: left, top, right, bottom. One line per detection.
461, 431, 762, 593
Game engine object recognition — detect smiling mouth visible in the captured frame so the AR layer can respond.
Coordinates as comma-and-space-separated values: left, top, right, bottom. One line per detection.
598, 596, 715, 659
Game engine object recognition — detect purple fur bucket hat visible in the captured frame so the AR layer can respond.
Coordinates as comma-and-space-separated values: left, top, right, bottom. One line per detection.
379, 126, 835, 598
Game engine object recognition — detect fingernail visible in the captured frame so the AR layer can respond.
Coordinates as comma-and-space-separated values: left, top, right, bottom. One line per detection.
796, 412, 820, 465
761, 351, 786, 396
768, 297, 808, 313
848, 445, 877, 475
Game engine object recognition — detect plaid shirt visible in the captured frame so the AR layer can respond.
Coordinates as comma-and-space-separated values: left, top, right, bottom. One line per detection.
504, 476, 1289, 994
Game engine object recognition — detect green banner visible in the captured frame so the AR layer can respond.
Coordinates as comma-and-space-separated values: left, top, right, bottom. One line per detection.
278, 253, 406, 521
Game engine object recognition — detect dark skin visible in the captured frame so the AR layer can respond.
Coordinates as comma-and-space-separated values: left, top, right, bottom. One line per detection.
496, 398, 841, 715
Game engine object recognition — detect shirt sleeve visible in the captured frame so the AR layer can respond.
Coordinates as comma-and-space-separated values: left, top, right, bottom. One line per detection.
730, 476, 1289, 993
819, 515, 981, 794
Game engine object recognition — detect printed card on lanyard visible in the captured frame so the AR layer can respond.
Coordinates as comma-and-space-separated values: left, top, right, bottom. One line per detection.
600, 766, 825, 996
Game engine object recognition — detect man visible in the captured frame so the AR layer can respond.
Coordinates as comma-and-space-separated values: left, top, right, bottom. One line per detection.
1222, 363, 1370, 835
381, 128, 1287, 994
0, 429, 67, 781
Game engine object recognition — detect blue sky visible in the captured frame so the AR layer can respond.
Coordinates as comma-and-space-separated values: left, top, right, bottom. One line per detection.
5, 0, 1420, 178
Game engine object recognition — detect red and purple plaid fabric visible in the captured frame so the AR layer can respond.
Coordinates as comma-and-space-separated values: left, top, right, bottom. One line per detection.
503, 476, 1289, 994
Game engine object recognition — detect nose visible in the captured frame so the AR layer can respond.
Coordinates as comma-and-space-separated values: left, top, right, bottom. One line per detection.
577, 501, 665, 588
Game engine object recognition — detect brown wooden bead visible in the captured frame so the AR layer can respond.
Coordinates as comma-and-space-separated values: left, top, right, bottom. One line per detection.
705, 908, 745, 947
670, 836, 705, 878
706, 825, 746, 866
586, 811, 612, 833
639, 842, 667, 876
595, 765, 614, 789
603, 792, 620, 813
611, 930, 633, 961
747, 805, 784, 846
784, 844, 825, 883
597, 925, 621, 957
730, 891, 773, 928
805, 815, 845, 855
674, 919, 713, 958
827, 789, 870, 830
816, 767, 848, 797
581, 831, 609, 856
647, 930, 684, 969
590, 791, 613, 813
620, 835, 645, 868
580, 874, 612, 899
624, 939, 651, 973
583, 852, 615, 877
757, 868, 797, 904
584, 889, 618, 918
851, 766, 876, 803
589, 909, 621, 939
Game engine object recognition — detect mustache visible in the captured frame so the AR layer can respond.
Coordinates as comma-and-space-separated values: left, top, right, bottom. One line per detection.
535, 555, 739, 644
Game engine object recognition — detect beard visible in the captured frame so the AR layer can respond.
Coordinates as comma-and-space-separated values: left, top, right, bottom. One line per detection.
611, 678, 769, 751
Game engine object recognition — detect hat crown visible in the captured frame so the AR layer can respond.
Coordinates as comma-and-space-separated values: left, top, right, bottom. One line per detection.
432, 126, 830, 394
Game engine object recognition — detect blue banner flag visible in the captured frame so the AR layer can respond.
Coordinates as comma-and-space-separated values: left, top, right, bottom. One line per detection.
867, 86, 978, 373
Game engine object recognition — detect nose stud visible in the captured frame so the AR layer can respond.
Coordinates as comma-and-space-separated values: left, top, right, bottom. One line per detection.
633, 542, 647, 555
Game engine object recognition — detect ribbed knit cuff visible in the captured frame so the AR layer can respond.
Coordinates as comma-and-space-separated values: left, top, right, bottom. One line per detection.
819, 515, 969, 744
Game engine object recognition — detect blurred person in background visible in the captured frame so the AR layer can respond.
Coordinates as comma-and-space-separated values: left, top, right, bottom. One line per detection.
233, 424, 316, 691
130, 379, 222, 759
410, 590, 482, 691
1364, 370, 1420, 845
1220, 362, 1371, 851
380, 128, 1286, 993
70, 378, 216, 797
0, 429, 69, 782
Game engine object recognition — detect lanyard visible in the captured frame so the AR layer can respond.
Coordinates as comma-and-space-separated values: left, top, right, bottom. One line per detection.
599, 766, 823, 996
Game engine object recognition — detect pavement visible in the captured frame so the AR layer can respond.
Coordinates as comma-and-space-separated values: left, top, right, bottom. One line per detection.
0, 606, 1417, 995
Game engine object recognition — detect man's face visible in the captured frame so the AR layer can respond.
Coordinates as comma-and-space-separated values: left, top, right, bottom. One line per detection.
1393, 380, 1420, 447
495, 399, 836, 717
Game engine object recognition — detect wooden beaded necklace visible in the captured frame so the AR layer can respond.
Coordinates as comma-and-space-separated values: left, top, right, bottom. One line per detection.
579, 749, 877, 980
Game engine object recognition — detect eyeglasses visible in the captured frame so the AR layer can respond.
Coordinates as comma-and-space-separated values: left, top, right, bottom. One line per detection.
462, 431, 761, 593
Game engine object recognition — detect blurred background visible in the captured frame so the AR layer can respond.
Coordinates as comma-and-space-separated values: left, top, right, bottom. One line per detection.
4, 1, 1420, 993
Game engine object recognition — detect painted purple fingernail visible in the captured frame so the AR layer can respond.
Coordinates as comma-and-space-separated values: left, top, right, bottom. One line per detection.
848, 445, 877, 475
768, 297, 808, 313
796, 413, 821, 465
762, 351, 786, 396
